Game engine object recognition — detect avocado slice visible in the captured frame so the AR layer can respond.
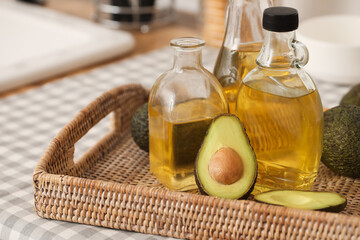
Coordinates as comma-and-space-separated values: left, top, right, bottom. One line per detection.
194, 114, 257, 199
131, 103, 149, 152
340, 83, 360, 106
321, 105, 360, 178
254, 190, 347, 212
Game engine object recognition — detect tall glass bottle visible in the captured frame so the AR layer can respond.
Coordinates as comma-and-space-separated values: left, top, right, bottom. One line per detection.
213, 0, 272, 114
236, 7, 324, 194
149, 37, 228, 191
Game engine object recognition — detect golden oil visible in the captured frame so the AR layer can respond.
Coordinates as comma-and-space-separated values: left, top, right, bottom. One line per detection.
214, 42, 262, 114
149, 99, 224, 191
236, 81, 323, 194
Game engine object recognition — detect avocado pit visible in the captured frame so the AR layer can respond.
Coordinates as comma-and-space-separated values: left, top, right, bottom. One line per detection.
194, 114, 257, 199
208, 147, 243, 185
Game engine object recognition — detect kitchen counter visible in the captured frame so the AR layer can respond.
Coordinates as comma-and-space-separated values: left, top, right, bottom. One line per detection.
0, 0, 199, 99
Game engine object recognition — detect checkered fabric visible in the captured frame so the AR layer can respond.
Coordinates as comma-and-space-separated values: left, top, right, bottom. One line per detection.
0, 46, 353, 240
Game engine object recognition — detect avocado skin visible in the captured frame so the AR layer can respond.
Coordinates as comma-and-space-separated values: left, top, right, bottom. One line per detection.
321, 105, 360, 178
194, 114, 257, 200
131, 103, 149, 152
254, 190, 347, 213
340, 83, 360, 106
195, 169, 257, 200
320, 199, 347, 213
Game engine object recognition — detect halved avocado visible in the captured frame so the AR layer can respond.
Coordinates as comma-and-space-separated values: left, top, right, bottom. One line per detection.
254, 190, 347, 212
194, 114, 257, 199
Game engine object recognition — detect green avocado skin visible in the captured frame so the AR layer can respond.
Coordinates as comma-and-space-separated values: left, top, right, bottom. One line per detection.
131, 103, 149, 152
254, 190, 347, 213
321, 105, 360, 178
194, 114, 258, 200
340, 83, 360, 106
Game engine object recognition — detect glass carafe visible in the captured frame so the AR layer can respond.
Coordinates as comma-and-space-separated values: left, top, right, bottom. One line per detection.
236, 7, 324, 194
149, 37, 228, 191
214, 0, 272, 114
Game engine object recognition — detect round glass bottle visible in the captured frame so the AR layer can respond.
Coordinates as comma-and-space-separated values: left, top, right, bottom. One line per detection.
149, 37, 228, 191
236, 7, 324, 194
213, 0, 273, 114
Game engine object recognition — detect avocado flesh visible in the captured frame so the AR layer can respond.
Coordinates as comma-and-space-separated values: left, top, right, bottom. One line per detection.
321, 105, 360, 178
131, 103, 149, 152
195, 114, 257, 199
340, 83, 360, 106
254, 190, 347, 212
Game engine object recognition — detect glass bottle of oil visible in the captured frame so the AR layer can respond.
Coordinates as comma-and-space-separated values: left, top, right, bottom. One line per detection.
149, 37, 228, 191
213, 0, 273, 114
236, 7, 324, 194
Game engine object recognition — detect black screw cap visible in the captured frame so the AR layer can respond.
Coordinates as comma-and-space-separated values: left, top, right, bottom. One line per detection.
263, 7, 299, 32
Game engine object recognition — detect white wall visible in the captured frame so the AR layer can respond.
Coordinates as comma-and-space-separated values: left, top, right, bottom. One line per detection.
174, 0, 200, 14
175, 0, 360, 20
277, 0, 360, 21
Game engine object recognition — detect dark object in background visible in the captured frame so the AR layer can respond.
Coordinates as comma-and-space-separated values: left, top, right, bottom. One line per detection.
111, 0, 133, 23
139, 0, 155, 22
110, 0, 155, 23
18, 0, 45, 4
95, 0, 174, 32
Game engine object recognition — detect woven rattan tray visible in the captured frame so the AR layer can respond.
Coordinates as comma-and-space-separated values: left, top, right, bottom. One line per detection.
33, 84, 360, 239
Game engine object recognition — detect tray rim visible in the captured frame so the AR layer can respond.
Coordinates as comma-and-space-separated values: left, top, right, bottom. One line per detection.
33, 84, 360, 240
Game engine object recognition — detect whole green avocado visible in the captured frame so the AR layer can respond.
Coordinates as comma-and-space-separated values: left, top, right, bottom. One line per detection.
131, 103, 149, 152
340, 83, 360, 106
321, 105, 360, 178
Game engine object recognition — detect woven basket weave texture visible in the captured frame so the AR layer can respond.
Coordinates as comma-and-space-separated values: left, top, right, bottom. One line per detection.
34, 84, 360, 240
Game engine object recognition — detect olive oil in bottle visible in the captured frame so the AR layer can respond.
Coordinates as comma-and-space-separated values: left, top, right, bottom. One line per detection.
214, 43, 262, 113
213, 0, 268, 114
236, 7, 324, 194
148, 37, 228, 191
149, 100, 221, 191
237, 81, 323, 193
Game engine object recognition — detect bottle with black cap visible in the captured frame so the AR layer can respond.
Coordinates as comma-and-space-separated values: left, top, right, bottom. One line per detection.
236, 7, 324, 194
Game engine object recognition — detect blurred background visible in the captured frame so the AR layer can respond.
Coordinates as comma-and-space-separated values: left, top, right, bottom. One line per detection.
1, 0, 360, 95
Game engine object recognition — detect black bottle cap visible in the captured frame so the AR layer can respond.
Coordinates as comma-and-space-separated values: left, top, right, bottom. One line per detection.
263, 7, 299, 32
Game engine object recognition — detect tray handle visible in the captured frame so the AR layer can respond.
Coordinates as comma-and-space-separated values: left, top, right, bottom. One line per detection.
34, 84, 148, 176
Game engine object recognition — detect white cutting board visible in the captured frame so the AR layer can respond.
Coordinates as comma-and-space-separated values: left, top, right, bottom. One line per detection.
0, 0, 135, 92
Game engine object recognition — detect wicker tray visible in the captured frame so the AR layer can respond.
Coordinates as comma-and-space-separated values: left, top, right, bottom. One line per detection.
33, 84, 360, 239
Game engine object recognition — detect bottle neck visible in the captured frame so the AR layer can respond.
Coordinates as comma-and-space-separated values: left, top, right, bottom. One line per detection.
256, 30, 297, 68
223, 0, 267, 48
173, 48, 202, 70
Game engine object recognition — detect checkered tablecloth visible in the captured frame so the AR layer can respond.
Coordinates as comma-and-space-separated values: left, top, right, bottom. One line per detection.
0, 46, 353, 240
